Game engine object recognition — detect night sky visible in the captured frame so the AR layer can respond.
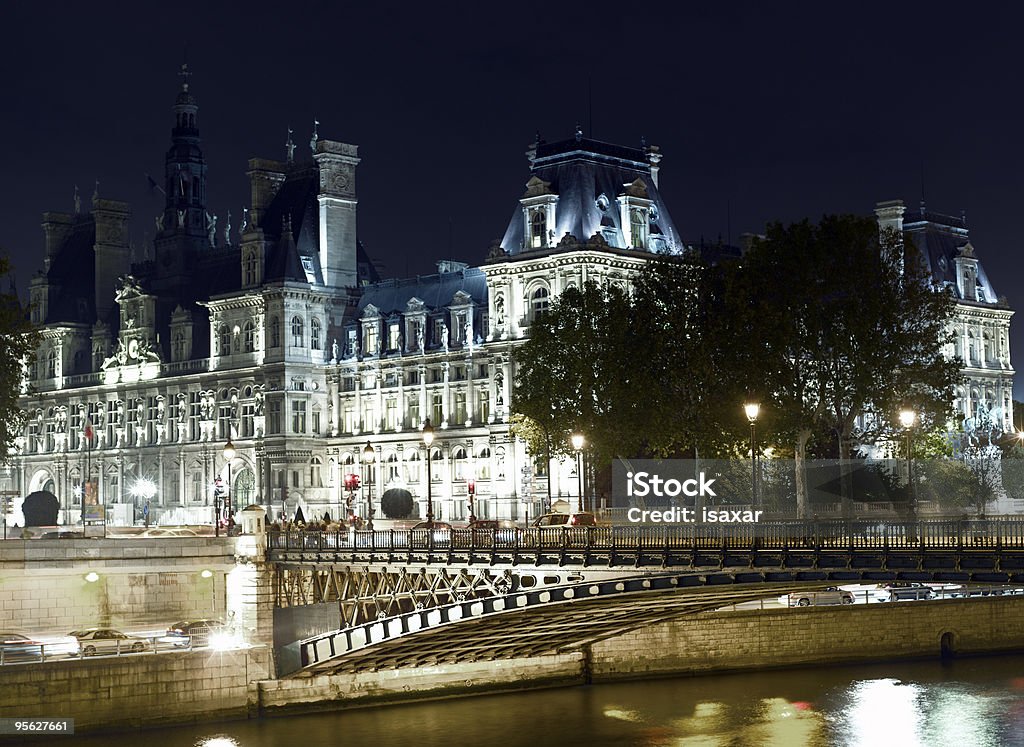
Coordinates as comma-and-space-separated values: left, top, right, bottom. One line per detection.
4, 3, 1023, 395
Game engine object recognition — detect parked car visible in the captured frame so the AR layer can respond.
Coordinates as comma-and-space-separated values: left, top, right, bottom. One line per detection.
69, 628, 150, 655
884, 582, 934, 601
39, 531, 87, 539
164, 619, 226, 647
782, 587, 855, 607
466, 519, 520, 546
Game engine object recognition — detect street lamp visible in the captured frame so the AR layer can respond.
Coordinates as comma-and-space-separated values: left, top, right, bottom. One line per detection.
571, 432, 585, 513
423, 419, 435, 527
744, 402, 760, 508
362, 441, 376, 530
223, 438, 236, 532
899, 409, 916, 515
467, 477, 476, 523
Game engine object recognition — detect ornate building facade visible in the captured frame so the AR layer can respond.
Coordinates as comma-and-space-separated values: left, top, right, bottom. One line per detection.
6, 72, 1014, 527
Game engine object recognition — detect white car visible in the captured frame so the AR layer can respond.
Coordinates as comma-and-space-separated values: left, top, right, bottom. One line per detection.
781, 587, 855, 607
69, 628, 150, 655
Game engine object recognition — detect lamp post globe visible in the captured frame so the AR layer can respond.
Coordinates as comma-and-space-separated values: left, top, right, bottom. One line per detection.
898, 409, 916, 516
423, 419, 435, 527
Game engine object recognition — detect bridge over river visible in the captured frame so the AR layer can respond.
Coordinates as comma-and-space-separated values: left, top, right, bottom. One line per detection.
266, 519, 1024, 676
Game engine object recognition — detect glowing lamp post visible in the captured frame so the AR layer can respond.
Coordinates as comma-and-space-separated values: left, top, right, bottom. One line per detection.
362, 442, 376, 531
423, 419, 435, 527
571, 432, 585, 513
899, 409, 916, 514
744, 402, 760, 508
223, 438, 236, 520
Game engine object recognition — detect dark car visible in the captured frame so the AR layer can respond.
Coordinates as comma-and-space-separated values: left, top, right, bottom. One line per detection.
164, 619, 225, 647
466, 519, 520, 547
885, 582, 934, 602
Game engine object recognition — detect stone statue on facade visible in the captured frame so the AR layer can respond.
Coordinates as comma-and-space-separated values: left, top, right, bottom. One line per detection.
441, 325, 449, 352
331, 338, 339, 362
416, 326, 425, 354
286, 128, 296, 163
205, 212, 217, 247
224, 211, 232, 244
254, 389, 265, 416
155, 214, 164, 232
177, 210, 185, 228
464, 321, 473, 351
240, 207, 249, 237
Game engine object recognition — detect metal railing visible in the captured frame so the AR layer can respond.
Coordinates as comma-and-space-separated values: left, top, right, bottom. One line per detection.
267, 518, 1024, 554
0, 633, 232, 666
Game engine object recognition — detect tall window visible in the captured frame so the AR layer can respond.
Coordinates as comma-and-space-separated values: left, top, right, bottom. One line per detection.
454, 391, 466, 423
243, 320, 255, 353
388, 323, 400, 351
218, 405, 233, 439
309, 457, 323, 488
312, 407, 321, 435
270, 316, 280, 348
310, 318, 322, 350
241, 403, 255, 437
291, 316, 304, 347
530, 209, 546, 248
530, 286, 549, 319
385, 398, 398, 430
432, 392, 443, 425
407, 451, 421, 483
47, 349, 57, 378
292, 400, 307, 433
451, 447, 467, 481
384, 452, 399, 483
172, 332, 186, 361
408, 399, 420, 427
219, 325, 231, 357
630, 207, 648, 249
364, 323, 379, 355
477, 447, 491, 480
268, 399, 282, 434
478, 388, 490, 423
244, 253, 258, 286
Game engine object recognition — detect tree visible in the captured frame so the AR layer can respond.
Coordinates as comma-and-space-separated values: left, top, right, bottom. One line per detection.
512, 281, 644, 469
0, 256, 39, 460
707, 216, 959, 518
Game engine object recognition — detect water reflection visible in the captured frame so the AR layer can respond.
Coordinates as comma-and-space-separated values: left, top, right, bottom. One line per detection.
28, 655, 1024, 747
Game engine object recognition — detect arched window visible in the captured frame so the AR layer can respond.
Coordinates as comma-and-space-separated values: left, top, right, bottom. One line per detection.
530, 209, 546, 248
46, 349, 57, 378
430, 447, 442, 482
477, 447, 491, 480
310, 318, 322, 350
243, 320, 255, 353
406, 451, 421, 483
384, 452, 399, 483
270, 316, 280, 348
451, 446, 467, 481
309, 457, 323, 488
291, 316, 304, 347
530, 286, 549, 319
219, 325, 231, 357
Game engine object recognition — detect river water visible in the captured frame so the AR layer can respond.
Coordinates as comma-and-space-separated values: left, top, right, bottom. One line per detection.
32, 655, 1024, 747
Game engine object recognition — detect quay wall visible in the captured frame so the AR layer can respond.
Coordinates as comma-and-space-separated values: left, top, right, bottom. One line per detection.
3, 593, 1024, 734
0, 538, 236, 632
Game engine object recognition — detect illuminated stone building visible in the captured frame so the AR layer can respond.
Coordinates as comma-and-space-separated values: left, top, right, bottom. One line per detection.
875, 201, 1015, 437
8, 72, 1012, 528
9, 74, 680, 526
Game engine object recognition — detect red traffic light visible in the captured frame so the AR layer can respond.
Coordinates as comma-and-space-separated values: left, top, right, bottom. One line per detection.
343, 473, 361, 490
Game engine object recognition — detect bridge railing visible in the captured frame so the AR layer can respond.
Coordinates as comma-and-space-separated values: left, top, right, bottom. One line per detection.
267, 518, 1024, 553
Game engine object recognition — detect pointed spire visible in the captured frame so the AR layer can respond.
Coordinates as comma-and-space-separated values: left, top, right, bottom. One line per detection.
310, 119, 320, 154
286, 127, 296, 163
575, 123, 583, 142
92, 179, 100, 207
178, 62, 192, 92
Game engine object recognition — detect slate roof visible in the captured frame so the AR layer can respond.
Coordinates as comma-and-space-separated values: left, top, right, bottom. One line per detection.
500, 135, 682, 255
902, 207, 1001, 305
356, 267, 487, 315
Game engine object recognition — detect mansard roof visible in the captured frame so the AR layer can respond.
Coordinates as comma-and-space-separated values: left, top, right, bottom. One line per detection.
355, 267, 487, 317
499, 134, 682, 256
902, 205, 1002, 306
